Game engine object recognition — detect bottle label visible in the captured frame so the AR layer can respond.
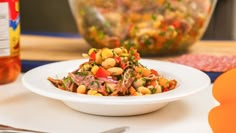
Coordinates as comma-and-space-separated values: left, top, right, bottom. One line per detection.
0, 2, 10, 56
0, 0, 20, 57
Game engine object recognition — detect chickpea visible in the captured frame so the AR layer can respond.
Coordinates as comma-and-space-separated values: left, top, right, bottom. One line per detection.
101, 48, 113, 60
87, 90, 98, 95
94, 93, 103, 96
130, 92, 143, 96
113, 48, 122, 55
133, 78, 146, 89
107, 67, 123, 75
95, 50, 102, 64
155, 84, 162, 93
82, 53, 89, 58
91, 65, 99, 75
102, 58, 116, 68
77, 85, 86, 94
137, 86, 151, 95
157, 14, 164, 22
135, 92, 143, 96
147, 85, 154, 90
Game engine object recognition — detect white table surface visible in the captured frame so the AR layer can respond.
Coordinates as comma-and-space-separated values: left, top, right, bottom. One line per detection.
0, 74, 216, 133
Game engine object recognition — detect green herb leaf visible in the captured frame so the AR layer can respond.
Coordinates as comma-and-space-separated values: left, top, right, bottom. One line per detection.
144, 39, 152, 46
123, 40, 135, 50
164, 2, 172, 10
63, 77, 72, 84
152, 14, 157, 21
90, 81, 100, 88
139, 70, 143, 75
98, 31, 104, 40
131, 55, 135, 60
141, 78, 146, 82
159, 32, 166, 36
106, 86, 111, 93
132, 26, 139, 36
75, 71, 89, 76
104, 21, 111, 28
167, 27, 174, 32
151, 88, 157, 94
134, 61, 139, 66
79, 9, 85, 16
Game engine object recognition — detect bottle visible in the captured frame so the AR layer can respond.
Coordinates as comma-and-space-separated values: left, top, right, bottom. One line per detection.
0, 0, 21, 84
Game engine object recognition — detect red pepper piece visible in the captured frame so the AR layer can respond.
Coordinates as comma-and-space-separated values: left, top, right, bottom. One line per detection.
150, 69, 158, 76
95, 67, 110, 78
89, 51, 96, 61
134, 52, 140, 61
172, 20, 181, 29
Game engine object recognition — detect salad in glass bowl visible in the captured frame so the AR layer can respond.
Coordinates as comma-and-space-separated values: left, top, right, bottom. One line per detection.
69, 0, 217, 55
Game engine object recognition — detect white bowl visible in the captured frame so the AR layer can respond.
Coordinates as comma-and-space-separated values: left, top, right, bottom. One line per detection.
22, 59, 211, 116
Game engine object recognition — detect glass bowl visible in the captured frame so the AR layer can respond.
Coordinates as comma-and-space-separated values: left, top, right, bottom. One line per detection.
69, 0, 217, 56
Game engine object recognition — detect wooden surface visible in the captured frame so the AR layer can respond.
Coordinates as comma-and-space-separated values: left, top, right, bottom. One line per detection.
21, 35, 236, 61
